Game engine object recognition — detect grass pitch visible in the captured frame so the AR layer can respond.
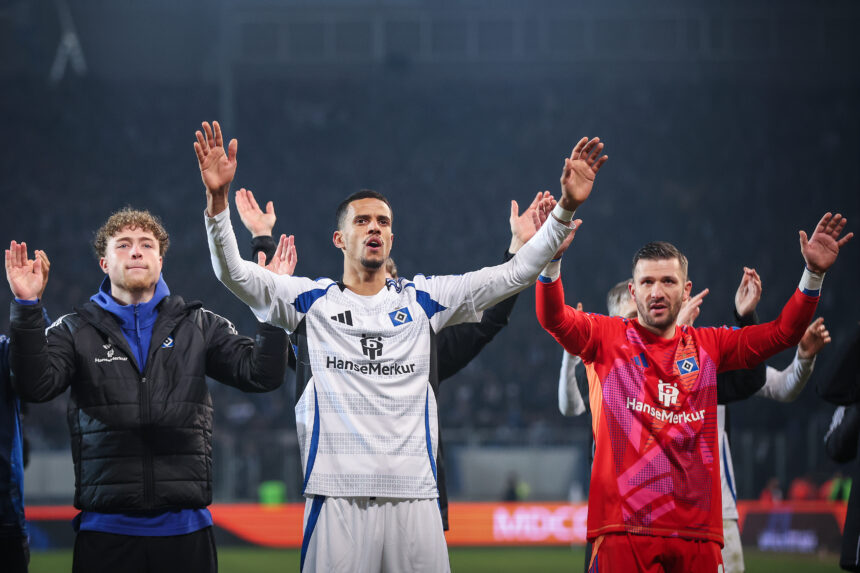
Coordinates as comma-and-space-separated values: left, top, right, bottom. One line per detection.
29, 546, 839, 572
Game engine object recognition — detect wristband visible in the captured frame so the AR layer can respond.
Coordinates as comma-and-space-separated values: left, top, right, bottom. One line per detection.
539, 259, 562, 283
551, 203, 575, 224
798, 267, 824, 296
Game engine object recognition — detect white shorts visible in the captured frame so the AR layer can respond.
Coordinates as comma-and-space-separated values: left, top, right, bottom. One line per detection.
301, 496, 451, 573
721, 518, 745, 573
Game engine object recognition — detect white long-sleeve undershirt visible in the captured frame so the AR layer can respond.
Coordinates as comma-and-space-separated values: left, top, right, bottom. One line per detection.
206, 204, 574, 329
558, 351, 587, 416
756, 350, 816, 402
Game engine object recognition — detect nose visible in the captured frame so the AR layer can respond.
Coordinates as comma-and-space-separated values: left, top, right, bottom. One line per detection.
367, 219, 381, 233
130, 244, 143, 258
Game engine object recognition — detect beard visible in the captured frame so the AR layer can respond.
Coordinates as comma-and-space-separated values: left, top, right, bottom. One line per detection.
360, 256, 385, 270
118, 271, 158, 294
636, 297, 681, 330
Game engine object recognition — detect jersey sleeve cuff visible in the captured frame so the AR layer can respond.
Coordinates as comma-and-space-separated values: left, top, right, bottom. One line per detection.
799, 267, 824, 296
551, 203, 575, 223
539, 259, 562, 283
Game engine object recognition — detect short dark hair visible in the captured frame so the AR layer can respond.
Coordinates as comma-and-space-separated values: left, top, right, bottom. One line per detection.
606, 279, 633, 317
632, 241, 688, 279
335, 189, 393, 230
93, 208, 170, 258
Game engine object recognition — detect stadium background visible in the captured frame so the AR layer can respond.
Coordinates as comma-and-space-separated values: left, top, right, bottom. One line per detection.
1, 0, 859, 570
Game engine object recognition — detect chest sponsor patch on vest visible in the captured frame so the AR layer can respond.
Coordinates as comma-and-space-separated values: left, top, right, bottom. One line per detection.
94, 343, 128, 364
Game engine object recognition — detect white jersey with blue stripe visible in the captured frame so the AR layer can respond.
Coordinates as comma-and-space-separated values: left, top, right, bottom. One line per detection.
206, 207, 572, 499
292, 274, 477, 498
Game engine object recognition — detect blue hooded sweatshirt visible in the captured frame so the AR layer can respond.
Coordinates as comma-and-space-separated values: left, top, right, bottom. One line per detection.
76, 276, 213, 536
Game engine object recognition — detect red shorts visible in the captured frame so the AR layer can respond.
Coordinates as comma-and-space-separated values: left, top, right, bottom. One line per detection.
588, 533, 723, 573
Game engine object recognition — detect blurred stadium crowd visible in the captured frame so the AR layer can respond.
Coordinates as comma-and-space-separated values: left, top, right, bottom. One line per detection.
2, 70, 858, 499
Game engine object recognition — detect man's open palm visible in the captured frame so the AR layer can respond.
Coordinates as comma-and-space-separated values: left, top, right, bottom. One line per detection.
800, 213, 853, 273
195, 121, 237, 192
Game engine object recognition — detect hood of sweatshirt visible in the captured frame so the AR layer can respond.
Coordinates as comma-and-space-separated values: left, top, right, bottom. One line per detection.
89, 275, 171, 370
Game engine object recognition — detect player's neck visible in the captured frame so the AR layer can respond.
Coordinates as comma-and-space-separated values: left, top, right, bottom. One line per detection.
342, 264, 387, 296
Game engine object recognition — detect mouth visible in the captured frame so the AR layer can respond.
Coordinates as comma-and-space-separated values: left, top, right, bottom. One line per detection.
649, 302, 668, 313
365, 237, 383, 252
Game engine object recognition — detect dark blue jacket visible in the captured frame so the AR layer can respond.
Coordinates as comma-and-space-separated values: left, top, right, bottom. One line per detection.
0, 335, 26, 539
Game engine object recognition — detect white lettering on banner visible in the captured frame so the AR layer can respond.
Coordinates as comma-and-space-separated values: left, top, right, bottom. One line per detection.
625, 397, 705, 425
492, 506, 588, 543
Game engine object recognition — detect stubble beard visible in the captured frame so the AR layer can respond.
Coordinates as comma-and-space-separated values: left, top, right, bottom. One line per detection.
636, 298, 680, 331
360, 257, 385, 270
120, 271, 157, 294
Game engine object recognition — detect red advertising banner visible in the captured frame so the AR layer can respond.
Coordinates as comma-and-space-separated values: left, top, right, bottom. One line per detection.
25, 500, 848, 549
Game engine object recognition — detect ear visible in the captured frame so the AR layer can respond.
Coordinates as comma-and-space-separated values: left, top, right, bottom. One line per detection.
683, 280, 692, 301
628, 281, 636, 302
333, 230, 345, 250
99, 257, 109, 275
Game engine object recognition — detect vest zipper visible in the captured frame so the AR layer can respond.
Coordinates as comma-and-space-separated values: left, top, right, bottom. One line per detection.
141, 374, 154, 507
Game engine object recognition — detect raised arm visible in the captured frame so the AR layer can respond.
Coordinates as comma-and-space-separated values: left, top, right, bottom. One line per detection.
236, 189, 298, 274
758, 317, 829, 402
709, 213, 851, 371
435, 197, 548, 382
6, 242, 72, 402
198, 122, 313, 331
464, 139, 607, 315
676, 270, 767, 404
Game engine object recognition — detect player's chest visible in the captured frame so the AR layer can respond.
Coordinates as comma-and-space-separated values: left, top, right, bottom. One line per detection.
304, 295, 429, 361
622, 332, 710, 409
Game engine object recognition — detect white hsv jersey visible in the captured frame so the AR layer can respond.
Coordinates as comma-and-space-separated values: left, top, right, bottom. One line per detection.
291, 275, 477, 498
717, 405, 739, 520
206, 208, 572, 499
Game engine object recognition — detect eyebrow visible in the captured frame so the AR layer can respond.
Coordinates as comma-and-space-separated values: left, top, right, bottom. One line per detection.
353, 214, 390, 221
114, 235, 156, 243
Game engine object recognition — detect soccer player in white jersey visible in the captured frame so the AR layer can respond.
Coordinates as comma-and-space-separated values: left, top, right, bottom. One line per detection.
193, 120, 608, 572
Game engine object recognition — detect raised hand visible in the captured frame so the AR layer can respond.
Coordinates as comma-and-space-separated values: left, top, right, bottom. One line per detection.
559, 137, 608, 211
509, 191, 553, 253
798, 317, 831, 359
734, 267, 762, 317
677, 288, 710, 327
5, 241, 45, 301
800, 213, 853, 273
236, 188, 276, 238
194, 121, 238, 216
257, 234, 297, 276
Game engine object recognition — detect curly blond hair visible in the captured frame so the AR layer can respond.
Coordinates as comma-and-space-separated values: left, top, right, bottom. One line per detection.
93, 208, 170, 257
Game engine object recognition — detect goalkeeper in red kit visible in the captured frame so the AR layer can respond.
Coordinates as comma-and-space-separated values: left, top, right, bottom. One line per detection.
535, 151, 853, 572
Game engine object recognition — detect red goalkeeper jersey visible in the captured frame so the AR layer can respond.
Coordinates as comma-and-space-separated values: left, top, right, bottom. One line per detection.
536, 278, 818, 545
